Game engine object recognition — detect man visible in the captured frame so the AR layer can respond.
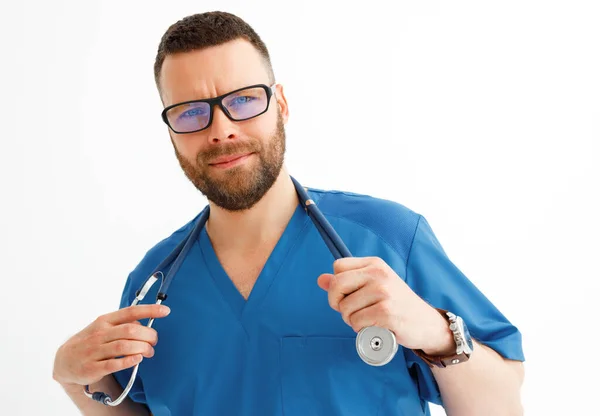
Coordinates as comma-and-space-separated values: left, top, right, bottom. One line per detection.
53, 11, 525, 416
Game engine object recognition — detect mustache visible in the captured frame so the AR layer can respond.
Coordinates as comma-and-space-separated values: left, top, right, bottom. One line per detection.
197, 141, 261, 162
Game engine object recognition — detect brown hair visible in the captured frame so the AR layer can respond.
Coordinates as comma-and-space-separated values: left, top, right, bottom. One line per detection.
154, 11, 275, 91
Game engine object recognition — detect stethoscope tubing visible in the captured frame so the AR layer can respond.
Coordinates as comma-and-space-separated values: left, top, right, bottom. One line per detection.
85, 176, 396, 406
291, 178, 351, 260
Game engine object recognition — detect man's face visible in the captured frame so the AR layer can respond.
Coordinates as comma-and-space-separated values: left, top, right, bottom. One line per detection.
159, 39, 289, 211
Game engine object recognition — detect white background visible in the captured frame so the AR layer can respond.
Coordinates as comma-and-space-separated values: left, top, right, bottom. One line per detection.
1, 0, 598, 414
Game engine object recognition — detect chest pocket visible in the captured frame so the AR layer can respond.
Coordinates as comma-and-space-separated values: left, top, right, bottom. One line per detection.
280, 336, 392, 416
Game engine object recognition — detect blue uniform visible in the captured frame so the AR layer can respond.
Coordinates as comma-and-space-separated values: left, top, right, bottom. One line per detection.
114, 187, 525, 415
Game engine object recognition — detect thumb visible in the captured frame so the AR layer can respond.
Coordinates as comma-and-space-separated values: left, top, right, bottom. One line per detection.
317, 273, 334, 291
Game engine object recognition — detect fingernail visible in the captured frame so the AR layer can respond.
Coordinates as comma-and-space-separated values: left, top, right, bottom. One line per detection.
162, 306, 171, 315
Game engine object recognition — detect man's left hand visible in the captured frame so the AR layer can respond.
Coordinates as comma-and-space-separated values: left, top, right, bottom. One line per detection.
317, 257, 454, 355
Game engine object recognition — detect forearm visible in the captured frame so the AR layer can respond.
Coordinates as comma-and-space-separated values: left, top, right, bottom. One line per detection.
60, 376, 150, 416
431, 341, 524, 416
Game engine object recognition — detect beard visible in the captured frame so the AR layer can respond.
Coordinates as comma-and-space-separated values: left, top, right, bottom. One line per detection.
173, 112, 286, 212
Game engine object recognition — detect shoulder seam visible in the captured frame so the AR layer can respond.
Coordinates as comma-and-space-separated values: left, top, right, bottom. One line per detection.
320, 210, 419, 278
308, 188, 371, 198
404, 214, 424, 284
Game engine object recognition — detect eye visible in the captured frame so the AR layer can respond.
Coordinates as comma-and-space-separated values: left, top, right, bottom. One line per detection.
230, 96, 256, 106
180, 107, 208, 118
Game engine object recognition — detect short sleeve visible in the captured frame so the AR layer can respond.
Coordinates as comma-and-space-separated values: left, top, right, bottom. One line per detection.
403, 215, 525, 405
111, 274, 148, 405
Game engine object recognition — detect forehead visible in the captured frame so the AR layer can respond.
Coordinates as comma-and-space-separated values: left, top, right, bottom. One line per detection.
159, 38, 270, 106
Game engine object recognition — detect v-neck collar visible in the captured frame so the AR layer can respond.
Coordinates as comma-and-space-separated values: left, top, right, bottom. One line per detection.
198, 202, 309, 322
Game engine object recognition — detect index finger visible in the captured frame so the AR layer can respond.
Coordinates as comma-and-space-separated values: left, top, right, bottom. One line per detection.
333, 257, 376, 274
329, 270, 369, 312
102, 304, 171, 325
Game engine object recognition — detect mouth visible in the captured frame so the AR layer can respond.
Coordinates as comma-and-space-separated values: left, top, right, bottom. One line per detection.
208, 152, 254, 169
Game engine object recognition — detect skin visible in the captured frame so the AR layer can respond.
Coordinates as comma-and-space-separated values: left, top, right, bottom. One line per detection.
159, 39, 298, 253
53, 38, 524, 416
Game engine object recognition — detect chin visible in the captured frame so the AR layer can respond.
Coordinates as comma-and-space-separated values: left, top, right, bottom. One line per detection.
211, 166, 254, 184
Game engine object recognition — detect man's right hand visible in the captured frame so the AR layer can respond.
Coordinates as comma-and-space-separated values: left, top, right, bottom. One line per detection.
53, 304, 171, 390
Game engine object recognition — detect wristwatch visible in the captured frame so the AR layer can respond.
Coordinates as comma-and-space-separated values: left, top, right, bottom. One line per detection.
413, 309, 474, 368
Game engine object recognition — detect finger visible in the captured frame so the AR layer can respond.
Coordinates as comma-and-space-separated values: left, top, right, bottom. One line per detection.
338, 286, 387, 326
80, 317, 141, 337
317, 273, 333, 291
347, 301, 392, 333
333, 257, 377, 274
99, 323, 159, 346
101, 304, 171, 326
92, 339, 155, 361
328, 269, 370, 312
96, 354, 144, 376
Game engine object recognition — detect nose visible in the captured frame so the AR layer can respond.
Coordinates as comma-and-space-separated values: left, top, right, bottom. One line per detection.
207, 105, 238, 144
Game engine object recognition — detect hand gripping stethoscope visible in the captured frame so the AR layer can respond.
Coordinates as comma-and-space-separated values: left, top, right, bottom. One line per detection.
85, 176, 398, 406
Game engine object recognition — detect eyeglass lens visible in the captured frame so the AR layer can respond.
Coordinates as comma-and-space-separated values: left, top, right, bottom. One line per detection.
165, 86, 269, 133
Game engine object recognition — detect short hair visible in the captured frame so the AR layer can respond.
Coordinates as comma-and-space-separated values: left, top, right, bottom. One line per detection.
154, 11, 275, 92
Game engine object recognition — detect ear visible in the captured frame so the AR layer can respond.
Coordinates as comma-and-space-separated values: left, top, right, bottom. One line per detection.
274, 84, 289, 124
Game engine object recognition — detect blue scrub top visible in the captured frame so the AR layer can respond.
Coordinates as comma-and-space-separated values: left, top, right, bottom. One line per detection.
114, 187, 525, 415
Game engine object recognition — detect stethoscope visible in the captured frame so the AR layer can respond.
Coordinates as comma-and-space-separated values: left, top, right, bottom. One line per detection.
86, 176, 398, 406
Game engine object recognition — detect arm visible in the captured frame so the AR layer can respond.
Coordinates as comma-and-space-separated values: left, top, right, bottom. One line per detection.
53, 304, 170, 416
434, 344, 524, 415
424, 315, 525, 415
319, 214, 526, 413
405, 215, 526, 414
59, 376, 150, 416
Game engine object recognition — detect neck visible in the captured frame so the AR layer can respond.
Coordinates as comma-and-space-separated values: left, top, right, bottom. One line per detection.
205, 167, 299, 252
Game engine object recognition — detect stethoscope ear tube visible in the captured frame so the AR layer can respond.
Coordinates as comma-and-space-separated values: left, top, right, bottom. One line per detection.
290, 177, 398, 366
84, 275, 164, 406
309, 210, 343, 259
156, 209, 210, 297
86, 177, 397, 406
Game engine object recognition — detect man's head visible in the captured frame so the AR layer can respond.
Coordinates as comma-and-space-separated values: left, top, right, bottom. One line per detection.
154, 12, 289, 211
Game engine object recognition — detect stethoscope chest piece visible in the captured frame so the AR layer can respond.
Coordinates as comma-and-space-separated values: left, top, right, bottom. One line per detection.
356, 326, 398, 366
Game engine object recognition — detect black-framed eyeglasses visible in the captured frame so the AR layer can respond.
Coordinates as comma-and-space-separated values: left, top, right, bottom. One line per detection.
161, 83, 277, 134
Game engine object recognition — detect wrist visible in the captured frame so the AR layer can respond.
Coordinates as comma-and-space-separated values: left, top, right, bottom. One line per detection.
53, 370, 74, 392
413, 308, 474, 368
421, 309, 456, 356
59, 381, 84, 395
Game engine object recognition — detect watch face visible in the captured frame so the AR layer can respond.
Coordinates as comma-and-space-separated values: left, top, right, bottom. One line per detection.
462, 320, 474, 352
